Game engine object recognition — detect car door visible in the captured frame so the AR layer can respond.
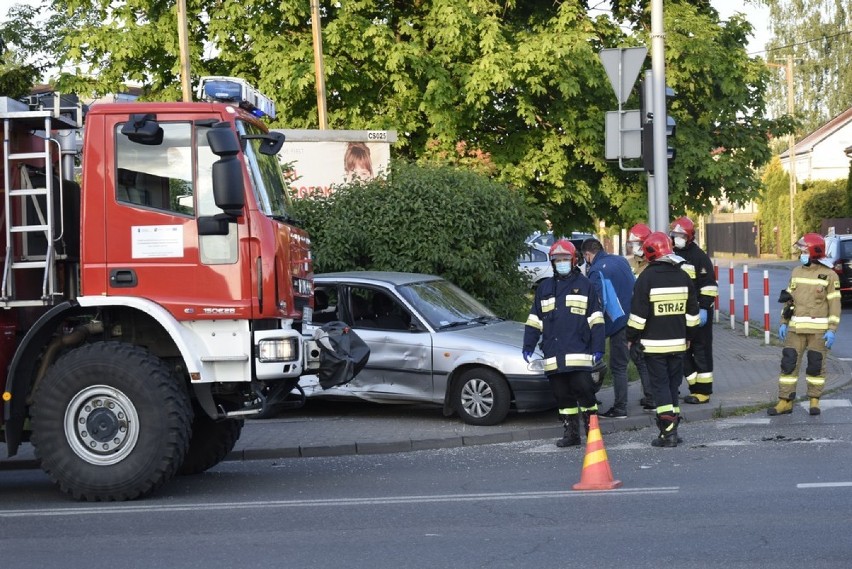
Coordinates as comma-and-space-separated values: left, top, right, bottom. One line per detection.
336, 283, 435, 402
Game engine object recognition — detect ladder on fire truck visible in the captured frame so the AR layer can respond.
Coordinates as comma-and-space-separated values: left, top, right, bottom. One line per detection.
0, 98, 80, 307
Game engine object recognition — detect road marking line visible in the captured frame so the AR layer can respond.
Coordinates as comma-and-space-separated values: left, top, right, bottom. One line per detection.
798, 399, 851, 409
0, 487, 679, 518
797, 482, 852, 489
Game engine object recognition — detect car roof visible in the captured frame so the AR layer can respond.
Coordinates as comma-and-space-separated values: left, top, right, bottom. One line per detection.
315, 271, 443, 287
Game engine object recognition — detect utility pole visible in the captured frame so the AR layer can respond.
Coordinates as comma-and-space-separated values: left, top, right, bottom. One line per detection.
310, 0, 328, 129
785, 55, 796, 245
176, 0, 192, 102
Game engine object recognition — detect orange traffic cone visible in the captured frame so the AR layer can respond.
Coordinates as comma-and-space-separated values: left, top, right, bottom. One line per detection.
572, 413, 622, 491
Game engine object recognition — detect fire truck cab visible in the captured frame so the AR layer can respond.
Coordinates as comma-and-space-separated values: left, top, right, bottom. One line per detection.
0, 78, 327, 501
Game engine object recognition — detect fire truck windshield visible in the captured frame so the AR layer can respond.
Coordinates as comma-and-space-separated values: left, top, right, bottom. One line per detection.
237, 120, 295, 222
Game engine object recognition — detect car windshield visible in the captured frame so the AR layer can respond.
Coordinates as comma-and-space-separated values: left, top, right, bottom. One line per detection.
396, 279, 499, 330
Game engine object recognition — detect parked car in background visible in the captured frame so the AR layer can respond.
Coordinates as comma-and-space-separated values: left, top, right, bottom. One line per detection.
824, 231, 852, 304
526, 230, 596, 251
303, 272, 557, 425
518, 244, 552, 289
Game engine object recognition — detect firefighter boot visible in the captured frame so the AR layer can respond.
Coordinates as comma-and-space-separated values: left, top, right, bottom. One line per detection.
809, 398, 821, 416
581, 410, 595, 437
556, 414, 581, 447
651, 414, 678, 447
767, 398, 794, 416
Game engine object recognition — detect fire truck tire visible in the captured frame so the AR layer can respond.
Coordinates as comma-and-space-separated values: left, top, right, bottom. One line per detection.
178, 414, 243, 475
30, 342, 192, 502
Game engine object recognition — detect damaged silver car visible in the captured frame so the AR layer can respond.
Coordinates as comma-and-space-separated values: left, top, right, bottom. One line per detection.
302, 271, 555, 425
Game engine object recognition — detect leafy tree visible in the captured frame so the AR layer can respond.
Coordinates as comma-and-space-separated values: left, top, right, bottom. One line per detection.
764, 0, 852, 136
796, 178, 848, 235
287, 161, 540, 319
21, 1, 791, 232
0, 3, 60, 97
755, 156, 792, 256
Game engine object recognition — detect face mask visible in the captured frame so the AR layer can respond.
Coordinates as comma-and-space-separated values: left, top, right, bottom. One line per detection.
629, 243, 644, 257
554, 261, 572, 275
800, 253, 810, 265
673, 236, 687, 249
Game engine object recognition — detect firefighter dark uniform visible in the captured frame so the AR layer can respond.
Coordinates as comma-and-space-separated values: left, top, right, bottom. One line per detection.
671, 217, 718, 404
769, 233, 841, 416
626, 232, 700, 447
523, 239, 605, 447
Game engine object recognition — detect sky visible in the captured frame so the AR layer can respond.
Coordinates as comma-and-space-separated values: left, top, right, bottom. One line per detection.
712, 1, 773, 55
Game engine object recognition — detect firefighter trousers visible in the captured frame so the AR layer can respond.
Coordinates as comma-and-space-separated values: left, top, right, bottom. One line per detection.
548, 370, 598, 414
645, 353, 684, 412
683, 321, 713, 396
778, 330, 828, 400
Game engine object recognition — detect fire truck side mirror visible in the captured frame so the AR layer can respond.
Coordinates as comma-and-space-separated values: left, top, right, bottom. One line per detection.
207, 125, 245, 215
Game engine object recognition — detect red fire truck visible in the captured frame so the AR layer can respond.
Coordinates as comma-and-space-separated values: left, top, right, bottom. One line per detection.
0, 78, 326, 501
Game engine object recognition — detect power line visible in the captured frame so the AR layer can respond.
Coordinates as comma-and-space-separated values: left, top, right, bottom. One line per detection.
749, 28, 852, 56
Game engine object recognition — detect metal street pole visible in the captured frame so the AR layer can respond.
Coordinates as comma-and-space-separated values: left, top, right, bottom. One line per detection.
651, 0, 669, 232
176, 0, 192, 102
310, 0, 329, 129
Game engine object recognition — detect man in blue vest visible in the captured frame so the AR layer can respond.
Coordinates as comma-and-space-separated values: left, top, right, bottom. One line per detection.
581, 238, 636, 418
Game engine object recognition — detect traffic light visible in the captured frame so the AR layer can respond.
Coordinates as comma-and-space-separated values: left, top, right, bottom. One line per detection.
639, 76, 675, 174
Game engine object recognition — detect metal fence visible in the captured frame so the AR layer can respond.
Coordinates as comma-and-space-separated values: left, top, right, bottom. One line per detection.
704, 221, 758, 257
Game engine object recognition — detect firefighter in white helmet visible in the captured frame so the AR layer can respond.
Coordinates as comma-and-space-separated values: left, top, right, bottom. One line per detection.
769, 233, 841, 416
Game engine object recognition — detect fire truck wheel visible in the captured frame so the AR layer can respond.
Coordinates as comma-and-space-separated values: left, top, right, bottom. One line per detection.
179, 414, 244, 475
30, 342, 192, 502
452, 368, 511, 426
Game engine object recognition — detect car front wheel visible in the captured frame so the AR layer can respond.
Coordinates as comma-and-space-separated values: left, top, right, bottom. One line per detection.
453, 368, 511, 426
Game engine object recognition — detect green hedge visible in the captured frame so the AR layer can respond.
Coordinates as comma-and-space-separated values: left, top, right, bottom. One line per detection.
289, 161, 541, 319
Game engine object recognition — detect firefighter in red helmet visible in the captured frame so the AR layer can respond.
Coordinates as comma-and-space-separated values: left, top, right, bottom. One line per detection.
523, 239, 605, 447
669, 216, 718, 404
769, 233, 841, 416
626, 232, 699, 446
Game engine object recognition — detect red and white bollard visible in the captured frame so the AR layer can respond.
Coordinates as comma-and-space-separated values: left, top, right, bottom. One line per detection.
763, 270, 770, 345
713, 261, 720, 323
743, 265, 749, 337
729, 262, 735, 330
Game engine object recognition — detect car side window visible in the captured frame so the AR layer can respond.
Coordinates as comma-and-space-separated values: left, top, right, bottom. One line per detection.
348, 286, 411, 331
313, 286, 339, 324
840, 239, 852, 259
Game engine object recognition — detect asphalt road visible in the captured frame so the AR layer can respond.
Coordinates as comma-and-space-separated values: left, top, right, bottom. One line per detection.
3, 387, 852, 569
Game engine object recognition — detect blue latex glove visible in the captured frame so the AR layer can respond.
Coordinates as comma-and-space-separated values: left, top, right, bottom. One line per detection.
522, 350, 533, 363
699, 308, 708, 327
778, 324, 787, 341
592, 352, 603, 364
824, 330, 836, 349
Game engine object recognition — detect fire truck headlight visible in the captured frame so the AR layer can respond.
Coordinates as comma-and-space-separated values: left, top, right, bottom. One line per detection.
257, 337, 299, 362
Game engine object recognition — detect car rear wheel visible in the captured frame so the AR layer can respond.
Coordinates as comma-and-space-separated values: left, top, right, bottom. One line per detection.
453, 368, 511, 426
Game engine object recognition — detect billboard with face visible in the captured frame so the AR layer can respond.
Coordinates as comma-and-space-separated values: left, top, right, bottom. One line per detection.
273, 130, 396, 198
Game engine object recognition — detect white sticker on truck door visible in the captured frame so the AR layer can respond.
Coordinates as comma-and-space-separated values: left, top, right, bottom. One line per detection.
131, 225, 184, 258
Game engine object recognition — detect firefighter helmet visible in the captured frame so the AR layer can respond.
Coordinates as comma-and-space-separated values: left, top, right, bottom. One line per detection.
627, 223, 652, 245
669, 216, 695, 243
549, 238, 577, 266
796, 233, 826, 260
642, 231, 674, 262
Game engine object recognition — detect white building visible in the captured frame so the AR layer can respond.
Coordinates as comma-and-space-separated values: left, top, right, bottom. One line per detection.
780, 107, 852, 182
